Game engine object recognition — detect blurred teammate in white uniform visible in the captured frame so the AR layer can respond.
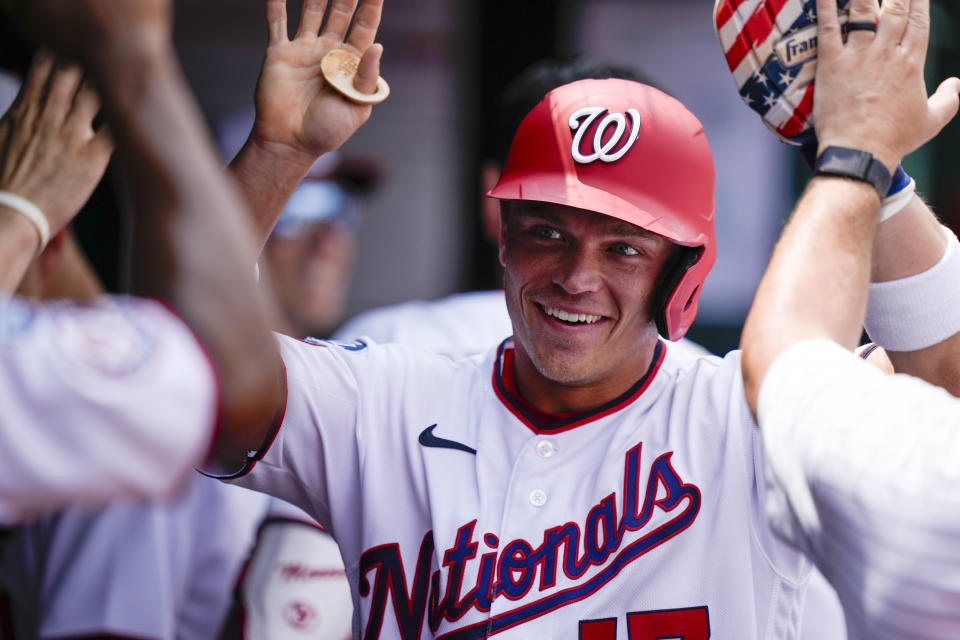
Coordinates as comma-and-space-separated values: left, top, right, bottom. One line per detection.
0, 0, 280, 580
0, 34, 275, 521
0, 296, 217, 524
0, 39, 344, 638
0, 221, 271, 639
0, 57, 215, 522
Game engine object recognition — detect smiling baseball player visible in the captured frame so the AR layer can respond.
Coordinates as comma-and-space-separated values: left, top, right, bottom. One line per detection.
224, 78, 787, 638
202, 0, 960, 637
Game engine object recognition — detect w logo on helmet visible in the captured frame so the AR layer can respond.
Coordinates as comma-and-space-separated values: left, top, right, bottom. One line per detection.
569, 107, 642, 165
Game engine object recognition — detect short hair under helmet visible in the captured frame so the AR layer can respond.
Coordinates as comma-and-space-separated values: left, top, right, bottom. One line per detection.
487, 78, 716, 341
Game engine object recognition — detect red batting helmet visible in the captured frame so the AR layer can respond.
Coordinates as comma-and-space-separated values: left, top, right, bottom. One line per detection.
487, 78, 716, 341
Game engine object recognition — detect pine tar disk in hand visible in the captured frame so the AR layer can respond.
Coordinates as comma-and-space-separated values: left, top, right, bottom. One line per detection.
321, 48, 390, 105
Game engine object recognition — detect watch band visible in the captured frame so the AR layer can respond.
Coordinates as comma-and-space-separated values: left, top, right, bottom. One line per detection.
813, 146, 893, 197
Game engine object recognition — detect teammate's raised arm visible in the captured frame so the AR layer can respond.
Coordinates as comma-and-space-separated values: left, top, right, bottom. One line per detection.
229, 0, 386, 251
741, 0, 960, 408
739, 0, 960, 632
819, 0, 960, 397
6, 0, 287, 472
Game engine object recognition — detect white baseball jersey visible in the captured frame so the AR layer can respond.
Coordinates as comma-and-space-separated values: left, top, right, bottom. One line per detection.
222, 334, 830, 639
0, 476, 270, 639
0, 296, 217, 523
333, 290, 712, 362
232, 498, 353, 639
331, 290, 843, 638
759, 338, 960, 639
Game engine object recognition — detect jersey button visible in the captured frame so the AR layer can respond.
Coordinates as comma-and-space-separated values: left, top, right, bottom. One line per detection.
529, 489, 548, 507
535, 440, 556, 458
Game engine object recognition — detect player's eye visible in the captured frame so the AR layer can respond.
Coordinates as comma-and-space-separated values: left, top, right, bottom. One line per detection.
533, 226, 563, 241
608, 242, 640, 256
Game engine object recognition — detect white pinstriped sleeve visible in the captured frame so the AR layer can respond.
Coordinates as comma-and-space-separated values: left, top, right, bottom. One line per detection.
758, 338, 960, 639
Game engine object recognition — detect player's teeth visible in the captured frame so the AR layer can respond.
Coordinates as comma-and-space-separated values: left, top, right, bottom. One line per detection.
543, 306, 601, 324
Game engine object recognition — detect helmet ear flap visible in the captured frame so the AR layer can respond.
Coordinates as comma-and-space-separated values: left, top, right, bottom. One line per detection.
653, 246, 703, 340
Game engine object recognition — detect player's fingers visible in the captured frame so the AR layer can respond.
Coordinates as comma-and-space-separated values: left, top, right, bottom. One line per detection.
346, 0, 383, 51
67, 77, 101, 130
901, 0, 931, 58
847, 0, 879, 23
815, 0, 844, 58
844, 0, 879, 47
266, 0, 289, 44
322, 0, 357, 41
295, 0, 328, 38
42, 63, 83, 125
876, 0, 910, 46
926, 77, 960, 137
16, 51, 56, 121
5, 53, 55, 160
352, 42, 382, 94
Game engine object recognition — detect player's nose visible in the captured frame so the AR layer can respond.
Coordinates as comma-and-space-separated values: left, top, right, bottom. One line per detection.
552, 246, 603, 295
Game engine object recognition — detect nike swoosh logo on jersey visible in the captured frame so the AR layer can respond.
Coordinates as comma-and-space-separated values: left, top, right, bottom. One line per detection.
418, 425, 476, 455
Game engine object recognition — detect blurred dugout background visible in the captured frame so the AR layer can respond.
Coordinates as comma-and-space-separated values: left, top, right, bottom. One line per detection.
1, 0, 958, 355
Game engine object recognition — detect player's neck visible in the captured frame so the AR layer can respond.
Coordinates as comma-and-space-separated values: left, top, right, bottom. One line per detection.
509, 341, 660, 415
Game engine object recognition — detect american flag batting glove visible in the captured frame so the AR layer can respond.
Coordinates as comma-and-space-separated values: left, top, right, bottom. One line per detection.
714, 0, 910, 198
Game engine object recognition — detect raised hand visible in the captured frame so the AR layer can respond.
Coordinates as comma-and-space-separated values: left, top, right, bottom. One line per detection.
813, 0, 960, 170
0, 54, 114, 236
250, 0, 386, 165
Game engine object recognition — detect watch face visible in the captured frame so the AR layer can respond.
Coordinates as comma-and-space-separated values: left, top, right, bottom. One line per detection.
814, 146, 891, 196
817, 147, 871, 177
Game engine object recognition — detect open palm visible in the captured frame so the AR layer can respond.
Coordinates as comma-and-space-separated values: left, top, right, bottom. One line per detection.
252, 0, 385, 162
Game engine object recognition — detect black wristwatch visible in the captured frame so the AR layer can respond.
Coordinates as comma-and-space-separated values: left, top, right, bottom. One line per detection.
813, 146, 892, 198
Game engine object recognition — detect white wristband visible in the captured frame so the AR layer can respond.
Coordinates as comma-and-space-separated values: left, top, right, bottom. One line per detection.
878, 177, 915, 222
864, 225, 960, 351
0, 191, 50, 251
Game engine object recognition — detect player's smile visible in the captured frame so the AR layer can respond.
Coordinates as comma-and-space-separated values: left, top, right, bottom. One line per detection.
538, 304, 605, 327
529, 299, 616, 346
499, 201, 674, 414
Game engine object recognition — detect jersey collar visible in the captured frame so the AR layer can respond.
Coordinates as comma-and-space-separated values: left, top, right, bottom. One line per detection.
492, 338, 665, 435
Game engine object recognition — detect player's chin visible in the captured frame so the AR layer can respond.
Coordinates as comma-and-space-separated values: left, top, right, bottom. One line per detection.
540, 363, 600, 388
529, 345, 601, 387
